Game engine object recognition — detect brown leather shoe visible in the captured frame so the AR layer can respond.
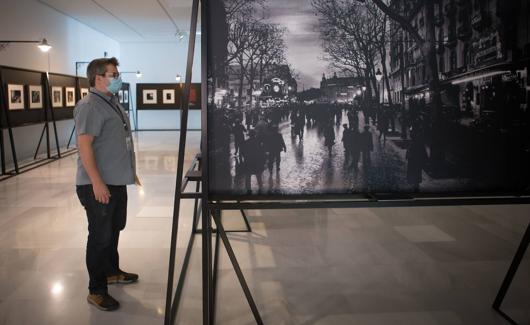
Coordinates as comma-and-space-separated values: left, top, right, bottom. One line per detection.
107, 270, 139, 284
87, 293, 120, 311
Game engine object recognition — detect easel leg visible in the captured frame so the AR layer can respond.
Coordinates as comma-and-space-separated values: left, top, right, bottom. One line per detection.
6, 125, 19, 174
66, 125, 76, 150
211, 220, 220, 325
211, 209, 263, 325
0, 128, 6, 175
492, 221, 530, 324
202, 205, 212, 325
240, 209, 252, 232
169, 199, 202, 323
192, 181, 201, 233
34, 123, 47, 160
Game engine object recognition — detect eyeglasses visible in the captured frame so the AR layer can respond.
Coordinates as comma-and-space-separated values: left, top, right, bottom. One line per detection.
100, 72, 120, 78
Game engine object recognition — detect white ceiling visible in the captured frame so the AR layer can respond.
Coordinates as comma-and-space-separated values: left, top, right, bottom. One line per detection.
37, 0, 200, 42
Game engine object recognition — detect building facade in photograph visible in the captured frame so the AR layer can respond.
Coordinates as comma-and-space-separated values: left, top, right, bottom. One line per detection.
389, 0, 530, 122
320, 73, 364, 104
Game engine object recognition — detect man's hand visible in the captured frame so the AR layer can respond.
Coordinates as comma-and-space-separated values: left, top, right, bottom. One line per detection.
93, 181, 111, 204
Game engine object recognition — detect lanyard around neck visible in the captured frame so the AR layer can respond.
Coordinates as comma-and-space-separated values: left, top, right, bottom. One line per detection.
89, 91, 128, 132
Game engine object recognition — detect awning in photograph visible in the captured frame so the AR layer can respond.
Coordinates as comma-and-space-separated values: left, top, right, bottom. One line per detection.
450, 69, 510, 85
403, 84, 429, 94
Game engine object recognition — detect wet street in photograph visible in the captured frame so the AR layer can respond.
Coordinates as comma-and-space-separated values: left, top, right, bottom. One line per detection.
228, 109, 408, 195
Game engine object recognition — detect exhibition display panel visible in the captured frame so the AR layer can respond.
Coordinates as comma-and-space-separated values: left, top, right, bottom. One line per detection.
0, 66, 87, 177
163, 1, 530, 324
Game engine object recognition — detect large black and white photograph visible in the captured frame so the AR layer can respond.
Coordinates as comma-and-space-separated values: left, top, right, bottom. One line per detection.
207, 0, 530, 196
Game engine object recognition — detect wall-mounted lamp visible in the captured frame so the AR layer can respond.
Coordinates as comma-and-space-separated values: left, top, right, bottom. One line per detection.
0, 38, 52, 52
175, 74, 182, 82
122, 71, 142, 78
175, 28, 186, 41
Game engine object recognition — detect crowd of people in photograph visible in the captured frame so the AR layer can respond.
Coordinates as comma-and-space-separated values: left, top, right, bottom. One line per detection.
210, 98, 431, 194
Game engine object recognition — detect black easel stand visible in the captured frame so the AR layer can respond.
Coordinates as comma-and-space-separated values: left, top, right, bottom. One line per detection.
0, 69, 65, 180
129, 89, 138, 131
163, 0, 262, 324
66, 126, 75, 149
34, 72, 62, 160
492, 221, 530, 325
0, 69, 20, 176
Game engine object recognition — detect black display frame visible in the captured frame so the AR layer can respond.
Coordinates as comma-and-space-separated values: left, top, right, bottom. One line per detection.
0, 65, 65, 179
0, 65, 47, 128
136, 83, 183, 110
120, 82, 131, 111
47, 72, 76, 121
204, 0, 530, 201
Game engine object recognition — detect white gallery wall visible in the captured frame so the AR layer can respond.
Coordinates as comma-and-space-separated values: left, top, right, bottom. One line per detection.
119, 38, 201, 130
0, 0, 120, 166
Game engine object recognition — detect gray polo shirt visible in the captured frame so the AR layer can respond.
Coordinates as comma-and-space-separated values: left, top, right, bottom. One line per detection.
74, 88, 136, 186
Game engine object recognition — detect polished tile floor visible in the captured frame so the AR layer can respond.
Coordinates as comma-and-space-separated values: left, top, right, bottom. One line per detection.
0, 131, 529, 325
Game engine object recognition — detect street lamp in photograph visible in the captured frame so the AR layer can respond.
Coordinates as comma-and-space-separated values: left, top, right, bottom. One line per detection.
375, 68, 383, 110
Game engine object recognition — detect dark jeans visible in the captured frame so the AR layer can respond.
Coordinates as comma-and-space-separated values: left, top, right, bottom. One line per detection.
76, 185, 127, 294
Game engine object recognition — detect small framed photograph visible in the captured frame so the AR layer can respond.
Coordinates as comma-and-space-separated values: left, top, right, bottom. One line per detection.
65, 87, 75, 107
118, 90, 124, 103
7, 84, 25, 110
80, 88, 89, 98
163, 89, 175, 104
143, 89, 157, 104
52, 86, 63, 108
28, 85, 43, 109
124, 90, 129, 103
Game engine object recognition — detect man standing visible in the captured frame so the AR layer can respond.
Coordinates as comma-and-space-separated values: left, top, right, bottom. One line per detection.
75, 57, 139, 311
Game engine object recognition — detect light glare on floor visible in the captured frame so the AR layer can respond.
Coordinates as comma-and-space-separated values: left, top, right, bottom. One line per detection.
51, 282, 63, 297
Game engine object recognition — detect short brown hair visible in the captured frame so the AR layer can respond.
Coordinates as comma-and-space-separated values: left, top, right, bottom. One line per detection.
86, 57, 119, 87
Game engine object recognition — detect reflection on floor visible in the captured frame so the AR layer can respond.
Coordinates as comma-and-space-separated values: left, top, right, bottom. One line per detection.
0, 131, 529, 325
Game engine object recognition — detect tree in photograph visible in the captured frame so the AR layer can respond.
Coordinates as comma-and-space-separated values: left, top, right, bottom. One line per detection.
360, 0, 446, 167
313, 0, 389, 107
229, 16, 287, 109
255, 24, 286, 85
209, 0, 265, 105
